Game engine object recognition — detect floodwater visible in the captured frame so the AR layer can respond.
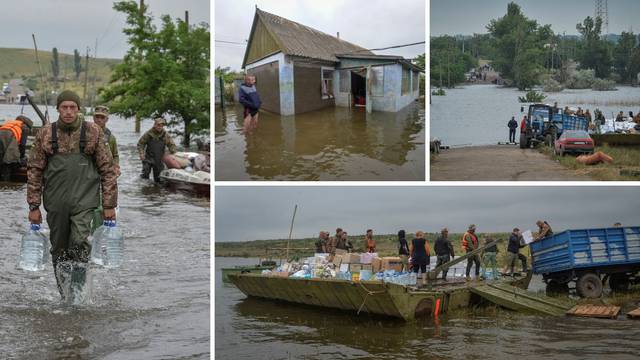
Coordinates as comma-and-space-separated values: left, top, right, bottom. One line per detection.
431, 84, 640, 147
216, 257, 640, 360
0, 104, 210, 359
215, 102, 425, 181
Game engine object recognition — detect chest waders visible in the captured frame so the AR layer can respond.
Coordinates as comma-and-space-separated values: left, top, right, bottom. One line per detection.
141, 135, 165, 182
44, 121, 100, 301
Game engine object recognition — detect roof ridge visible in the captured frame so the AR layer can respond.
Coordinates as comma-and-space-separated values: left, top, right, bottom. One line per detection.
256, 8, 370, 52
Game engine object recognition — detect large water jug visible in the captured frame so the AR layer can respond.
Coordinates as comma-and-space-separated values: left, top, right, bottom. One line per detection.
91, 220, 124, 268
18, 224, 49, 271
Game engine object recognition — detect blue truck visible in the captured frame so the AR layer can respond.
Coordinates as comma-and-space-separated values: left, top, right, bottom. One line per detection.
519, 104, 589, 149
530, 226, 640, 298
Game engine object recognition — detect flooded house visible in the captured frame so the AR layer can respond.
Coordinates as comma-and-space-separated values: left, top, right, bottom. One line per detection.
242, 8, 423, 115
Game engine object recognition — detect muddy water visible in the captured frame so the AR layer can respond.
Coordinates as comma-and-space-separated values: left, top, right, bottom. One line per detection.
216, 257, 640, 360
0, 105, 210, 359
431, 84, 640, 147
215, 102, 425, 181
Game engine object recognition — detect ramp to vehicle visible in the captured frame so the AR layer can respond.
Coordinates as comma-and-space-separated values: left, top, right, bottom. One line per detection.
470, 282, 573, 316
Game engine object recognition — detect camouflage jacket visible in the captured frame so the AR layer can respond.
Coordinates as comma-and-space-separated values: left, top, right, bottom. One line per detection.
102, 128, 119, 166
27, 118, 118, 209
137, 129, 177, 158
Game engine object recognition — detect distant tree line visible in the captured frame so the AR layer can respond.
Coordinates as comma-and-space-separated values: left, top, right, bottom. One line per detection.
430, 2, 640, 90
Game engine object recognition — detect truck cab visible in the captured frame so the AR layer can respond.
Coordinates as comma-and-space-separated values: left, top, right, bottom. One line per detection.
520, 103, 588, 149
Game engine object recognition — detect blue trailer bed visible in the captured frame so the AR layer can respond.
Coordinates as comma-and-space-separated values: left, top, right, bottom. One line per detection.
530, 226, 640, 297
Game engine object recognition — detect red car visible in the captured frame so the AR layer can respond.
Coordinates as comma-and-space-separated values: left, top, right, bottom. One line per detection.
554, 130, 594, 156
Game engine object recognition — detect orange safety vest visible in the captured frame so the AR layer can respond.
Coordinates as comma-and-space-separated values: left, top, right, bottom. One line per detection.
462, 231, 478, 250
0, 120, 23, 142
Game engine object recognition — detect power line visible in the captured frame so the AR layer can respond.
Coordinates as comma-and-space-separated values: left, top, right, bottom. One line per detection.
343, 41, 425, 54
215, 39, 246, 45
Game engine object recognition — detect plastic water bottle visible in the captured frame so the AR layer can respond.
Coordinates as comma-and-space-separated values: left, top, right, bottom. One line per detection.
91, 220, 124, 268
18, 224, 49, 271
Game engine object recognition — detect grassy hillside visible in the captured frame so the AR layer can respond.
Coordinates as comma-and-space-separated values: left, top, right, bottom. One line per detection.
215, 231, 529, 263
0, 47, 121, 101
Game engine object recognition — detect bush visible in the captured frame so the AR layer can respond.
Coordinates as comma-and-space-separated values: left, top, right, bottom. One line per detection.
591, 78, 617, 91
566, 69, 596, 89
518, 90, 546, 103
543, 78, 564, 92
431, 88, 446, 96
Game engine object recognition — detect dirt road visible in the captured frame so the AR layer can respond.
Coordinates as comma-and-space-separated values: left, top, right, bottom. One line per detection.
431, 145, 594, 181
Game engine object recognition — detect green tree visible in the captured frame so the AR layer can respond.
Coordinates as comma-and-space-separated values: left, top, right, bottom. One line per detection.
613, 31, 637, 84
51, 47, 60, 81
430, 36, 477, 87
73, 49, 82, 79
487, 2, 553, 90
576, 16, 612, 78
100, 0, 210, 147
413, 53, 425, 70
214, 66, 236, 84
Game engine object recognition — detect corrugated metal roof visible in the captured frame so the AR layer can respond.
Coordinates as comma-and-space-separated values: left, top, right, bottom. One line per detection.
255, 9, 373, 63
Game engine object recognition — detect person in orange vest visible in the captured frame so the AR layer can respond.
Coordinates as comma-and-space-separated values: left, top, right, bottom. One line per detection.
0, 115, 33, 180
365, 229, 376, 253
462, 224, 481, 280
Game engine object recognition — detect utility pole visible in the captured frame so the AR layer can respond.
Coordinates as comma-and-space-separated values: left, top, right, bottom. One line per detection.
83, 46, 90, 109
135, 0, 144, 133
90, 38, 98, 109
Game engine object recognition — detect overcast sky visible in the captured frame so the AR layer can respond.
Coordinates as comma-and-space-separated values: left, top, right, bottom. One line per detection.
215, 186, 640, 242
431, 0, 640, 36
215, 0, 425, 71
0, 0, 209, 59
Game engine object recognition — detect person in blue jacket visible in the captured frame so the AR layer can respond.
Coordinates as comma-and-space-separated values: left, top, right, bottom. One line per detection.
508, 116, 518, 143
238, 75, 262, 132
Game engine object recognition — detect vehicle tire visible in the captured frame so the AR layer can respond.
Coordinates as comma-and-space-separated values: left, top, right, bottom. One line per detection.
546, 280, 569, 296
609, 273, 630, 292
519, 134, 527, 149
576, 273, 603, 298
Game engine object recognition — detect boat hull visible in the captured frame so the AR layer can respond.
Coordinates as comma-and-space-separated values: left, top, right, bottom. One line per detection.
228, 272, 532, 321
591, 133, 640, 146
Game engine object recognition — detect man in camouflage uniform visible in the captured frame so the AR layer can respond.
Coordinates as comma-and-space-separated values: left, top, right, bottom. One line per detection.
137, 117, 177, 183
92, 105, 120, 176
27, 90, 117, 300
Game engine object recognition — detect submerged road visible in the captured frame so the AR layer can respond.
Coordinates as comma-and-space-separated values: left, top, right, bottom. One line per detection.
431, 145, 593, 181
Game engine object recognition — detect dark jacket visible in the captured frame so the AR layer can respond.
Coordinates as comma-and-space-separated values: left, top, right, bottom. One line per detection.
411, 238, 430, 265
508, 118, 518, 129
508, 233, 522, 253
434, 235, 454, 257
398, 230, 409, 256
484, 241, 498, 253
239, 84, 261, 111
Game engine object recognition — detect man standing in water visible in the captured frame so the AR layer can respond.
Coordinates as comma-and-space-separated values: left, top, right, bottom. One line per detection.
0, 115, 32, 180
137, 118, 177, 183
27, 90, 118, 300
239, 75, 261, 132
92, 105, 120, 177
507, 116, 518, 143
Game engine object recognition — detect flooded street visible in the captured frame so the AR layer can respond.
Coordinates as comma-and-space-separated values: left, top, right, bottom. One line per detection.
216, 257, 640, 360
0, 105, 210, 359
215, 102, 425, 181
431, 85, 640, 147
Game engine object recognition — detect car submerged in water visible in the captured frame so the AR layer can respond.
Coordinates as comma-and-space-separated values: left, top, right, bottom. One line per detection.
554, 130, 594, 156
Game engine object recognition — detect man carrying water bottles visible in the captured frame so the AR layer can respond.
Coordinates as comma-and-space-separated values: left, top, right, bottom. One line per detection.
26, 90, 118, 300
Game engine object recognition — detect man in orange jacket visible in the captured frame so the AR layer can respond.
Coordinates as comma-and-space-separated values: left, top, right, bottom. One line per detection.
462, 224, 481, 280
0, 115, 33, 180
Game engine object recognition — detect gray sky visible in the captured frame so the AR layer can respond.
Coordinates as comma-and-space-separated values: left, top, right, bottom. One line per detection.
215, 186, 640, 242
215, 0, 425, 71
431, 0, 640, 36
0, 0, 209, 59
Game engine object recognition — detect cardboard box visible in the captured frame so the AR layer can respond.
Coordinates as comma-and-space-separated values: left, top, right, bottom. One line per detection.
360, 252, 377, 264
335, 249, 348, 256
332, 256, 342, 268
382, 257, 403, 272
349, 263, 363, 272
270, 271, 290, 278
372, 258, 382, 273
341, 253, 360, 264
361, 264, 372, 271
